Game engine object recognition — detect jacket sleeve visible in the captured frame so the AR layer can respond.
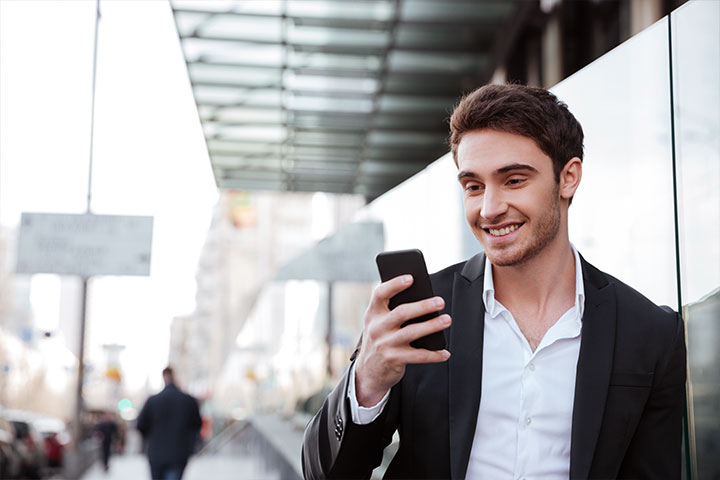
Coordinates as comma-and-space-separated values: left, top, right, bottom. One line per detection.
301, 365, 399, 479
617, 312, 687, 479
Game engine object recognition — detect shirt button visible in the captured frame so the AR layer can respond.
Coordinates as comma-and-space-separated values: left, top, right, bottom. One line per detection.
528, 363, 536, 371
526, 417, 532, 425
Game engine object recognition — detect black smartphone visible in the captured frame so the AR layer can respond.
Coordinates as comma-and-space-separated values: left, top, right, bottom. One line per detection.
375, 249, 447, 351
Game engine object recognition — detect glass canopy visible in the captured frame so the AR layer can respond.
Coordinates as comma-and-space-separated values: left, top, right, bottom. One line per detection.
171, 0, 527, 199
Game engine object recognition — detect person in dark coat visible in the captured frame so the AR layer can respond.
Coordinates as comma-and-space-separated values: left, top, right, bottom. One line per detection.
95, 411, 118, 472
137, 367, 202, 480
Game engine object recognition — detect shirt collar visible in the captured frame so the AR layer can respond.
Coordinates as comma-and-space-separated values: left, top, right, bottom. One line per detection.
482, 245, 585, 322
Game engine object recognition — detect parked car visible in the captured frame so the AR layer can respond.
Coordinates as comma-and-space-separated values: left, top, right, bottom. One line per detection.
32, 417, 69, 469
2, 410, 47, 479
0, 413, 23, 479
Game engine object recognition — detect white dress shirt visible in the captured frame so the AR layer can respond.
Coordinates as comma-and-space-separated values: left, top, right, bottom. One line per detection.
348, 247, 585, 480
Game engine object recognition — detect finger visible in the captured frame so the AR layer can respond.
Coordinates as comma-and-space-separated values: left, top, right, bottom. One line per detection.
385, 296, 445, 328
395, 347, 451, 365
395, 314, 451, 345
369, 274, 414, 311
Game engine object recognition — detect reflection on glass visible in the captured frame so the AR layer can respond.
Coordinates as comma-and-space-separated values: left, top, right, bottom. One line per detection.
552, 18, 678, 308
672, 1, 720, 478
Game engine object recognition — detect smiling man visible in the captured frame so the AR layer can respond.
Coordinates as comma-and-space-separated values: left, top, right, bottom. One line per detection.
302, 84, 687, 479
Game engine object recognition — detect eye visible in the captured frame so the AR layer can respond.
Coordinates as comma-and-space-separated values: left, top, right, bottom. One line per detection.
464, 183, 483, 194
506, 177, 526, 186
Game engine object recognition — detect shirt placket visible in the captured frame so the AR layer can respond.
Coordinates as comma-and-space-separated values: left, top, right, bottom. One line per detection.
499, 309, 537, 480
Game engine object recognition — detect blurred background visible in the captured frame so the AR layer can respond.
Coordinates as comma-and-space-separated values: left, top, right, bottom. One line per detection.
0, 0, 717, 479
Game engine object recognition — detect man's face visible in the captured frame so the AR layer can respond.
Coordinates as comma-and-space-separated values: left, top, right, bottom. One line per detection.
456, 129, 564, 267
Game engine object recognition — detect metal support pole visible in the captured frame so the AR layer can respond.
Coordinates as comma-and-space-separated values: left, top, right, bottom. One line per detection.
72, 278, 89, 446
326, 282, 333, 378
71, 0, 100, 457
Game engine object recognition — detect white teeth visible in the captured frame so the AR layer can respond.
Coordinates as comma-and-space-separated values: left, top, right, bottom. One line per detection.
488, 224, 520, 237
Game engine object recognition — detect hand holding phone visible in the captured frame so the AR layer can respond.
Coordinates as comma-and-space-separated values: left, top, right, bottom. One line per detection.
353, 249, 451, 407
375, 249, 447, 351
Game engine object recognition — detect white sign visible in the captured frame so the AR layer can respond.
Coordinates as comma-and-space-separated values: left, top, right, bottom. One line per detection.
16, 213, 154, 277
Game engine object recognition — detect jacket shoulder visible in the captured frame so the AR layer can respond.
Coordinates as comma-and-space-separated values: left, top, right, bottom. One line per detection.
584, 259, 680, 337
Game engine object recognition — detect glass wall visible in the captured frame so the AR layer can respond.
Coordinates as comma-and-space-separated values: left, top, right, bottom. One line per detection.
553, 17, 678, 309
355, 1, 718, 476
672, 2, 720, 478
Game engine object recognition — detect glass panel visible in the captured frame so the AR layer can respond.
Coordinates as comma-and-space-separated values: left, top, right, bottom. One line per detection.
287, 25, 390, 48
367, 131, 445, 146
671, 1, 720, 478
189, 64, 282, 87
206, 107, 284, 123
552, 18, 678, 309
182, 38, 284, 65
387, 50, 488, 73
399, 0, 514, 22
172, 0, 283, 15
203, 124, 286, 142
283, 71, 379, 93
395, 24, 494, 50
199, 15, 282, 42
173, 10, 212, 37
288, 50, 382, 71
378, 94, 454, 113
207, 139, 282, 155
287, 0, 394, 21
193, 85, 282, 106
286, 95, 373, 113
292, 131, 364, 147
211, 155, 286, 170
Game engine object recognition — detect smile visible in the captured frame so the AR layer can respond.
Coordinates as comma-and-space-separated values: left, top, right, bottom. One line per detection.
486, 223, 522, 237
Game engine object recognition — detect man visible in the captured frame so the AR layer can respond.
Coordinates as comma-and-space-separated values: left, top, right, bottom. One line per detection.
95, 411, 118, 472
137, 367, 202, 480
302, 84, 686, 479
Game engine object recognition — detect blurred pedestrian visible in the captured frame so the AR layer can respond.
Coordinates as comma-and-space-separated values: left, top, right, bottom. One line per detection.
137, 366, 201, 480
95, 411, 118, 472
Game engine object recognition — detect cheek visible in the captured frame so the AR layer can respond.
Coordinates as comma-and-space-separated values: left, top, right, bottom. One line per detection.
463, 198, 481, 224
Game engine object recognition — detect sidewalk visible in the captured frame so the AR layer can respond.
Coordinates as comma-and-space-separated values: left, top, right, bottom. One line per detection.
81, 453, 280, 480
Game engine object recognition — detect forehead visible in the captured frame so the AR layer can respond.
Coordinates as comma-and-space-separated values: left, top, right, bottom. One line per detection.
456, 129, 552, 174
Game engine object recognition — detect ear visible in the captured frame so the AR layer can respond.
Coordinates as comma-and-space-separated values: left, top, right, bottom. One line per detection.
559, 157, 582, 200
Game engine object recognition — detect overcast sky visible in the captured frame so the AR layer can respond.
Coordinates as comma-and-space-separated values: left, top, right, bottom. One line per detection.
0, 0, 219, 393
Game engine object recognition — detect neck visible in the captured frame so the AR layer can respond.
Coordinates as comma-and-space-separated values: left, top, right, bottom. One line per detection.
492, 234, 576, 313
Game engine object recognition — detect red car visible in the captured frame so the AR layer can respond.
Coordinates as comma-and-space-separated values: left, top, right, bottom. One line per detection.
32, 417, 70, 468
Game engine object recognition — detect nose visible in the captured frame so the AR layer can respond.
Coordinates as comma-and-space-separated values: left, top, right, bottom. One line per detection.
480, 186, 508, 221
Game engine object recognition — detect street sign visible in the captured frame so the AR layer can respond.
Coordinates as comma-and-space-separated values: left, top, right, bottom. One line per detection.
15, 213, 153, 277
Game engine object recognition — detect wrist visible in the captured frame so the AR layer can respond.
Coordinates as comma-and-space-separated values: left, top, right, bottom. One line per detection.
355, 368, 388, 407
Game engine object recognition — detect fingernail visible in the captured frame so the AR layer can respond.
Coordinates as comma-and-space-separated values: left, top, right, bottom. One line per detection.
403, 274, 413, 284
442, 315, 451, 326
434, 297, 444, 307
442, 350, 451, 360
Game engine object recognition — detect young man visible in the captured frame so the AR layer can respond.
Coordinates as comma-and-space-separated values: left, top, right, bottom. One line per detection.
302, 84, 686, 479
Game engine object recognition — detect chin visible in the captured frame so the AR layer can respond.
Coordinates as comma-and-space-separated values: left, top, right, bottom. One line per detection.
483, 244, 540, 267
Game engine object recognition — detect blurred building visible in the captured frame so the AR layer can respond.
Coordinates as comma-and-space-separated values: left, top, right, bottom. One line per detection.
0, 227, 76, 419
168, 191, 367, 415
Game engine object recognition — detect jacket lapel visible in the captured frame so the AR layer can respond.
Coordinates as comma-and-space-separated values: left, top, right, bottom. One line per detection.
569, 256, 617, 479
449, 253, 486, 480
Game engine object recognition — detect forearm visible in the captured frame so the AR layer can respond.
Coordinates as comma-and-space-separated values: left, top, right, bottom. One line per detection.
302, 367, 397, 479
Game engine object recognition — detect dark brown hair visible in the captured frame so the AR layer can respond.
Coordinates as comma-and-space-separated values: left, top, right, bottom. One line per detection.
449, 84, 584, 180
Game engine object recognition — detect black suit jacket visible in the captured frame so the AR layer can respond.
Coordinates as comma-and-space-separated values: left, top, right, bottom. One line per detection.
137, 383, 202, 467
302, 253, 687, 479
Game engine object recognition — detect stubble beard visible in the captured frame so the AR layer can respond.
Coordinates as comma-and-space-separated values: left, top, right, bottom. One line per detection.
479, 186, 562, 267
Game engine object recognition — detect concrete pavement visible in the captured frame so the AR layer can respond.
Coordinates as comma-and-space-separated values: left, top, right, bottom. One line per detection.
81, 452, 281, 480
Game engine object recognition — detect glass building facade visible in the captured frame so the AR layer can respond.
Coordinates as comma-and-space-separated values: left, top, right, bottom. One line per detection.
357, 1, 719, 476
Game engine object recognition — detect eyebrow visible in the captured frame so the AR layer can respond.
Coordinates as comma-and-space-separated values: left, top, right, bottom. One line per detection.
457, 163, 539, 181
